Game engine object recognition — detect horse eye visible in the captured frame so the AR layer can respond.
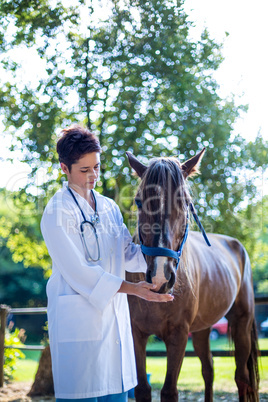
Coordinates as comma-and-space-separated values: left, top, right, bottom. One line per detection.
135, 199, 142, 209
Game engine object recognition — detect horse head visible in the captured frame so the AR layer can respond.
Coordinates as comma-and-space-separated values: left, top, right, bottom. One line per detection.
126, 149, 205, 294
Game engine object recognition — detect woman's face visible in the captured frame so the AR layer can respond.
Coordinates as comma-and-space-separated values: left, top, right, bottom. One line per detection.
61, 152, 100, 193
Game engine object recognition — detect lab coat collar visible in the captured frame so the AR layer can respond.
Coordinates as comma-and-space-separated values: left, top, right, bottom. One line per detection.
63, 181, 97, 212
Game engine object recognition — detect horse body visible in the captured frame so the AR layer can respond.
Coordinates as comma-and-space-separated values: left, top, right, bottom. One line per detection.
126, 151, 259, 402
189, 233, 244, 328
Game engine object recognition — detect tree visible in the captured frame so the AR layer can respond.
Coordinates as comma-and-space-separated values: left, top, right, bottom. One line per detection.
237, 195, 268, 294
0, 0, 267, 269
0, 190, 48, 307
1, 1, 267, 394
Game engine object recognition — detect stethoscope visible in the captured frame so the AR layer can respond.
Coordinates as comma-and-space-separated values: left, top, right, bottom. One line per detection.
67, 186, 101, 262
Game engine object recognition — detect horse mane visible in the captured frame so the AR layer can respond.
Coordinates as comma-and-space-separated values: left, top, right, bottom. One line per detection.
137, 157, 191, 217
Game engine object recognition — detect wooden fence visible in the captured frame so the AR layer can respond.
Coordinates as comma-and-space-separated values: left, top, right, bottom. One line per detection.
1, 297, 268, 387
0, 305, 47, 387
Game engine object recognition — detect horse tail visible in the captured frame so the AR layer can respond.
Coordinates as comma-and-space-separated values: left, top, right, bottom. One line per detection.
229, 242, 260, 401
244, 247, 260, 401
247, 318, 260, 402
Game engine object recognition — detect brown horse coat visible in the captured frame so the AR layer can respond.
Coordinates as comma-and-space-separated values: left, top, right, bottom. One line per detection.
126, 151, 259, 402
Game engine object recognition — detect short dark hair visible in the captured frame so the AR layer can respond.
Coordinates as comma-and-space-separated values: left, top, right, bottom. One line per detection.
56, 124, 101, 171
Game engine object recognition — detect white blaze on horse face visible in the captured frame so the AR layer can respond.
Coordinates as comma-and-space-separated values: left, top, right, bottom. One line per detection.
152, 256, 170, 289
152, 231, 172, 290
150, 221, 173, 290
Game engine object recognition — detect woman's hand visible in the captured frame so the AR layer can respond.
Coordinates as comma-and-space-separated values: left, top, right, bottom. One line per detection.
118, 280, 174, 302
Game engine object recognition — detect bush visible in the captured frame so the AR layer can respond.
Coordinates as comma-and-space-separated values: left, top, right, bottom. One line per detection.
4, 327, 25, 381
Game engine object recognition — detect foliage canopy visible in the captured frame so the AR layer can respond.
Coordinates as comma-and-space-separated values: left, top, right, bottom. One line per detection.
0, 0, 267, 297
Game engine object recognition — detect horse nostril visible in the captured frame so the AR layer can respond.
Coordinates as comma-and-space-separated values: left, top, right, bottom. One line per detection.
167, 270, 175, 289
146, 269, 153, 283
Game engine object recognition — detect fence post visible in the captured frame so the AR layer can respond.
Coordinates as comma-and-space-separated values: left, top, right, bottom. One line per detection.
0, 305, 10, 388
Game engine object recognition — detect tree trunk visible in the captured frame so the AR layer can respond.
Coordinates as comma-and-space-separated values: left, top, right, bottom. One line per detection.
27, 345, 54, 396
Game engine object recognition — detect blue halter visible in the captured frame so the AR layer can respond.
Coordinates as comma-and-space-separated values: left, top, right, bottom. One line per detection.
136, 200, 211, 270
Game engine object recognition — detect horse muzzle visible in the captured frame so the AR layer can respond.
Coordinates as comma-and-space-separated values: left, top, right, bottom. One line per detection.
146, 258, 176, 294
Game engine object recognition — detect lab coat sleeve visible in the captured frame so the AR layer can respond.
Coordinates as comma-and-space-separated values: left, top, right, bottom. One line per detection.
113, 203, 147, 274
41, 205, 123, 312
123, 224, 147, 273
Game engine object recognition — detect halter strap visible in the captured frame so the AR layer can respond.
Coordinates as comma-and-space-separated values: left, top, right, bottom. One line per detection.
136, 200, 210, 270
137, 208, 190, 270
140, 245, 182, 261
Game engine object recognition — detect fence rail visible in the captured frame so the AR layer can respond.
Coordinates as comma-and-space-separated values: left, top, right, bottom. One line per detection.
10, 307, 47, 315
6, 345, 45, 351
1, 297, 268, 387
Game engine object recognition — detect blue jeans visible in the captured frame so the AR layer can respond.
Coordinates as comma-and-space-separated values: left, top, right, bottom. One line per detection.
56, 391, 128, 402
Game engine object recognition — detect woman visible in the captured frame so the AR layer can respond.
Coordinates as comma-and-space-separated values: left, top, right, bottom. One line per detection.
41, 124, 173, 401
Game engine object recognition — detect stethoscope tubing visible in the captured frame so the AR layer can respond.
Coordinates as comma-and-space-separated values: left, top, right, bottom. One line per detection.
67, 186, 101, 262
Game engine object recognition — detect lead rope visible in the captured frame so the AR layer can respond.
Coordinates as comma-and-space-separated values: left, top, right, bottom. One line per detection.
189, 203, 211, 247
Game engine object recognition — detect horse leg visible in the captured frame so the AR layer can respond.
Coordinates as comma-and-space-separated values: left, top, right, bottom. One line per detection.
192, 328, 214, 402
132, 330, 151, 402
227, 306, 259, 402
231, 316, 252, 401
161, 330, 189, 402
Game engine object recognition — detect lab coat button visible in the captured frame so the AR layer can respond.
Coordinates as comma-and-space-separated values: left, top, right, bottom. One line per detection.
110, 248, 113, 253
116, 339, 120, 344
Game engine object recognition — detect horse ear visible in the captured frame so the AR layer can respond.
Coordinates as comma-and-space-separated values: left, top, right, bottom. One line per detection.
181, 148, 206, 178
126, 152, 147, 178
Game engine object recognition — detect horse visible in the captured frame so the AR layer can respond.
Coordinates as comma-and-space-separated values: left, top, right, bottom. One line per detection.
125, 149, 259, 402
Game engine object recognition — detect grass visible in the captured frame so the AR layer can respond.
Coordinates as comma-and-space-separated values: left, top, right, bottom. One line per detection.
12, 338, 268, 394
147, 356, 268, 393
13, 350, 42, 382
146, 337, 268, 394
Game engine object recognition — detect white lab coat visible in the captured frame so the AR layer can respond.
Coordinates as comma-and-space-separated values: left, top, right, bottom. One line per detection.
41, 182, 146, 399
